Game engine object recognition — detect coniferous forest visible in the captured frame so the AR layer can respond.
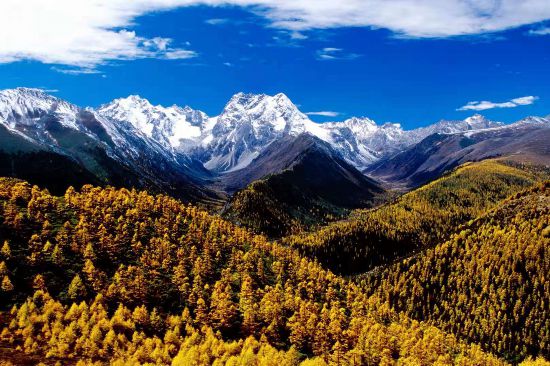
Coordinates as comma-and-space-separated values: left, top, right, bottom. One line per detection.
0, 158, 548, 365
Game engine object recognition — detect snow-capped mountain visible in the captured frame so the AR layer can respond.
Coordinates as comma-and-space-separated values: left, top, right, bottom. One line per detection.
0, 87, 84, 144
0, 88, 219, 202
176, 93, 509, 173
425, 114, 502, 134
98, 95, 208, 150
0, 88, 169, 164
0, 88, 79, 128
175, 93, 516, 173
320, 118, 409, 168
94, 92, 446, 173
366, 116, 550, 189
304, 115, 503, 171
190, 92, 329, 172
509, 116, 550, 127
0, 88, 548, 195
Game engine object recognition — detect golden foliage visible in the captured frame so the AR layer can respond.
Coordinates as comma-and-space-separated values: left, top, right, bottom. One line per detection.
283, 160, 549, 274
0, 177, 513, 365
362, 181, 550, 361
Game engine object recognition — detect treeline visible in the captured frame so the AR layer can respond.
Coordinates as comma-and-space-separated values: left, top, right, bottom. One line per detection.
283, 160, 549, 274
0, 177, 512, 364
361, 181, 550, 362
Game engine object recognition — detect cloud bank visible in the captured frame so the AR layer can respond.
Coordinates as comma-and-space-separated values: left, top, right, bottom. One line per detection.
1, 1, 550, 68
458, 96, 539, 111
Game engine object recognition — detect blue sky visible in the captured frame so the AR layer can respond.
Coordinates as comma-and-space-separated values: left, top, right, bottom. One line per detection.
1, 1, 550, 129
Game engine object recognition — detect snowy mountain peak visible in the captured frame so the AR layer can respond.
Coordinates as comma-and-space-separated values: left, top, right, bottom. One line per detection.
343, 117, 377, 128
99, 95, 154, 119
463, 114, 494, 129
0, 87, 75, 112
197, 92, 311, 172
223, 92, 298, 115
111, 94, 154, 108
272, 92, 294, 104
98, 96, 207, 148
7, 87, 52, 98
215, 92, 308, 134
422, 114, 502, 136
513, 116, 549, 126
328, 117, 381, 139
0, 88, 80, 130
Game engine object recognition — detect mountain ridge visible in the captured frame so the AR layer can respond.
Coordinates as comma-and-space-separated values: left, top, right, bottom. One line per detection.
0, 87, 222, 204
221, 133, 386, 237
5, 87, 539, 175
367, 119, 550, 188
0, 87, 548, 204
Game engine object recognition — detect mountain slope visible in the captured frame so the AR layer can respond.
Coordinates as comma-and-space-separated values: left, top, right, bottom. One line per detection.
283, 160, 549, 274
363, 181, 550, 361
0, 88, 222, 204
366, 119, 550, 189
0, 123, 105, 194
0, 178, 509, 365
221, 133, 385, 237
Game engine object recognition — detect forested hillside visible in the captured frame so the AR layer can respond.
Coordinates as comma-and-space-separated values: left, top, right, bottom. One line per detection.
283, 160, 549, 274
361, 181, 550, 362
222, 176, 372, 238
222, 178, 308, 238
0, 178, 519, 365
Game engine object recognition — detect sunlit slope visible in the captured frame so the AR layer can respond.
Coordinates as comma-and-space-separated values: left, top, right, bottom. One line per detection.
0, 178, 510, 365
283, 160, 549, 274
362, 181, 550, 362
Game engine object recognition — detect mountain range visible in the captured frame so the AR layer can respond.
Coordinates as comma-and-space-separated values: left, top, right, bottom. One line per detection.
0, 87, 548, 211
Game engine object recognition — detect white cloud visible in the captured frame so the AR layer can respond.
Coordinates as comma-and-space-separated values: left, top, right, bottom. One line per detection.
143, 37, 170, 51
529, 27, 550, 35
51, 67, 103, 75
458, 96, 539, 111
289, 31, 308, 40
459, 101, 516, 110
511, 96, 539, 105
1, 1, 550, 69
163, 49, 197, 60
0, 1, 197, 69
269, 30, 308, 47
33, 87, 59, 93
248, 0, 550, 37
316, 47, 360, 60
306, 111, 340, 117
205, 18, 229, 25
